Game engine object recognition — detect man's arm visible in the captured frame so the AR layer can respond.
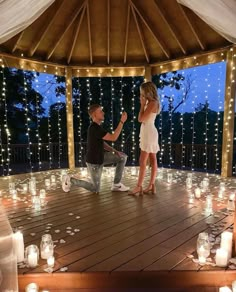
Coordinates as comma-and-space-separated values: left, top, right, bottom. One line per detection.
103, 112, 127, 142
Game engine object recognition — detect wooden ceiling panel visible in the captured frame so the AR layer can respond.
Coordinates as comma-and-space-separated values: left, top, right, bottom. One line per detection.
110, 0, 129, 63
0, 0, 230, 68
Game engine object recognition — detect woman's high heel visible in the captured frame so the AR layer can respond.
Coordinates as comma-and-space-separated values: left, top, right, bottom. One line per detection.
143, 184, 156, 195
128, 186, 143, 196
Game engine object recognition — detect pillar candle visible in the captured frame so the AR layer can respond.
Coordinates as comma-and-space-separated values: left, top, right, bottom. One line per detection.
13, 231, 24, 263
221, 231, 233, 260
219, 287, 232, 292
25, 283, 39, 292
215, 248, 228, 267
47, 255, 55, 268
195, 187, 201, 198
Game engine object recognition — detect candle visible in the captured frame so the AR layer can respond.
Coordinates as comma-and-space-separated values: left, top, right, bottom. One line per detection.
45, 179, 51, 188
25, 283, 39, 292
197, 245, 207, 264
47, 255, 55, 268
131, 167, 136, 176
219, 287, 232, 292
195, 187, 201, 199
51, 175, 56, 183
28, 251, 38, 268
215, 248, 228, 267
13, 231, 24, 263
221, 231, 233, 260
12, 189, 17, 200
167, 173, 173, 183
232, 280, 236, 292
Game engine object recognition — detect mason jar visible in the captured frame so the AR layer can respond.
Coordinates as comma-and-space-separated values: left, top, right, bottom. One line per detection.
40, 234, 54, 259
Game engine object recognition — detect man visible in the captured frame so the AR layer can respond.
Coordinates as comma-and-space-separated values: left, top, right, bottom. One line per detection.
62, 104, 129, 194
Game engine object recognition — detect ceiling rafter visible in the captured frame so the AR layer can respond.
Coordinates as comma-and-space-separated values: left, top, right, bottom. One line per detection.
29, 0, 65, 57
131, 4, 149, 63
12, 31, 24, 53
67, 4, 86, 64
86, 0, 93, 64
153, 0, 187, 55
107, 0, 110, 65
130, 0, 170, 59
124, 1, 131, 64
177, 3, 206, 51
46, 0, 87, 60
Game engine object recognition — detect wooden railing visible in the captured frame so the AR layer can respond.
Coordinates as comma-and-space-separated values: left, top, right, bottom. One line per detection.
0, 142, 228, 175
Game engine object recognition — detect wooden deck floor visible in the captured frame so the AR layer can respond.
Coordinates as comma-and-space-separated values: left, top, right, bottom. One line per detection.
1, 167, 236, 291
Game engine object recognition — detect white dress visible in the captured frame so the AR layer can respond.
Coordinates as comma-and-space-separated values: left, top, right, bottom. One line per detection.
139, 112, 160, 153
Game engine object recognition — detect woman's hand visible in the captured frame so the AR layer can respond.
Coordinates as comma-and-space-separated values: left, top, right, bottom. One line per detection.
140, 96, 146, 107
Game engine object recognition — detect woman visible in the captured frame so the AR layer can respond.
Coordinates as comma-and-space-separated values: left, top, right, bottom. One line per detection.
129, 81, 161, 196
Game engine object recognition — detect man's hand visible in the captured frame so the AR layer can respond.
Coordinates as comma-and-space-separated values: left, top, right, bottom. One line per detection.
114, 150, 125, 158
120, 111, 127, 123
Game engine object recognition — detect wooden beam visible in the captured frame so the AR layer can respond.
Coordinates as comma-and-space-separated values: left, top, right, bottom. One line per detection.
18, 270, 236, 290
124, 2, 131, 64
86, 0, 93, 65
65, 67, 75, 170
130, 0, 171, 59
67, 5, 86, 64
11, 31, 24, 53
46, 0, 86, 60
131, 4, 149, 63
221, 47, 236, 177
153, 0, 187, 55
29, 0, 65, 57
178, 3, 206, 51
107, 0, 110, 65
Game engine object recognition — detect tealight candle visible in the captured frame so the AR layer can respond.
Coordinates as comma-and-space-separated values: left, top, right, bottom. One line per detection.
167, 173, 173, 183
47, 255, 55, 268
25, 282, 39, 292
28, 251, 38, 268
51, 175, 56, 183
215, 248, 228, 267
45, 179, 51, 187
195, 187, 201, 199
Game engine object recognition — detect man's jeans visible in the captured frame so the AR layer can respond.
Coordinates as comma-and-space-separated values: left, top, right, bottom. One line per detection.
71, 152, 127, 192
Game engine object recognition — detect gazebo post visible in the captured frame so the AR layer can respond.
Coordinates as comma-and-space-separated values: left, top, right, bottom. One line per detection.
221, 47, 236, 178
144, 66, 152, 81
65, 67, 75, 170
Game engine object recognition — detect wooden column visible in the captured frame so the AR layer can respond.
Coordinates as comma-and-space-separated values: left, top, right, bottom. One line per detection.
221, 47, 236, 177
65, 67, 75, 170
144, 66, 152, 81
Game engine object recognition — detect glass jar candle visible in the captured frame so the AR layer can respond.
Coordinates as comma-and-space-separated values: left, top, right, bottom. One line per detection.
40, 234, 54, 259
25, 245, 39, 268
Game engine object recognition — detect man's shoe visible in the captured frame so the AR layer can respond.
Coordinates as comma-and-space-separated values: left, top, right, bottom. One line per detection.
62, 174, 71, 192
111, 182, 130, 192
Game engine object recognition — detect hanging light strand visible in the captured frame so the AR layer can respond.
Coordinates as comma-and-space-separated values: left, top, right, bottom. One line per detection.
131, 77, 136, 165
22, 69, 33, 172
110, 76, 114, 148
0, 59, 6, 175
34, 73, 42, 171
76, 74, 83, 167
120, 77, 125, 152
180, 71, 186, 170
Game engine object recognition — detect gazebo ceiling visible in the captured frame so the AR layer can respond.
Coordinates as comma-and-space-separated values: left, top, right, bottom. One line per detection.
0, 0, 231, 68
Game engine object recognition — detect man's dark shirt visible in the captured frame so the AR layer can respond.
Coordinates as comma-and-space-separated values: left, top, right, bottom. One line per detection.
86, 122, 108, 164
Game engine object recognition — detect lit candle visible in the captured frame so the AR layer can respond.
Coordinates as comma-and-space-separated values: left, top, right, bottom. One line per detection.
195, 187, 201, 199
12, 189, 17, 200
131, 167, 136, 176
51, 175, 56, 183
28, 251, 38, 268
47, 255, 55, 268
41, 245, 53, 259
198, 245, 206, 264
25, 282, 39, 292
219, 287, 232, 292
45, 179, 50, 188
215, 248, 228, 267
221, 231, 233, 260
167, 173, 173, 183
232, 280, 236, 292
13, 231, 24, 263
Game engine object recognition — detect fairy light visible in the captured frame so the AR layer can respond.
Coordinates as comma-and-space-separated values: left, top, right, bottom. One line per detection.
55, 72, 62, 168
76, 74, 83, 167
131, 77, 136, 165
190, 64, 198, 172
86, 73, 92, 110
168, 87, 174, 168
214, 60, 224, 174
110, 75, 114, 148
203, 65, 210, 172
180, 71, 186, 170
34, 74, 42, 171
158, 91, 164, 167
0, 58, 10, 175
44, 76, 53, 169
98, 73, 103, 106
120, 77, 125, 152
23, 69, 33, 172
